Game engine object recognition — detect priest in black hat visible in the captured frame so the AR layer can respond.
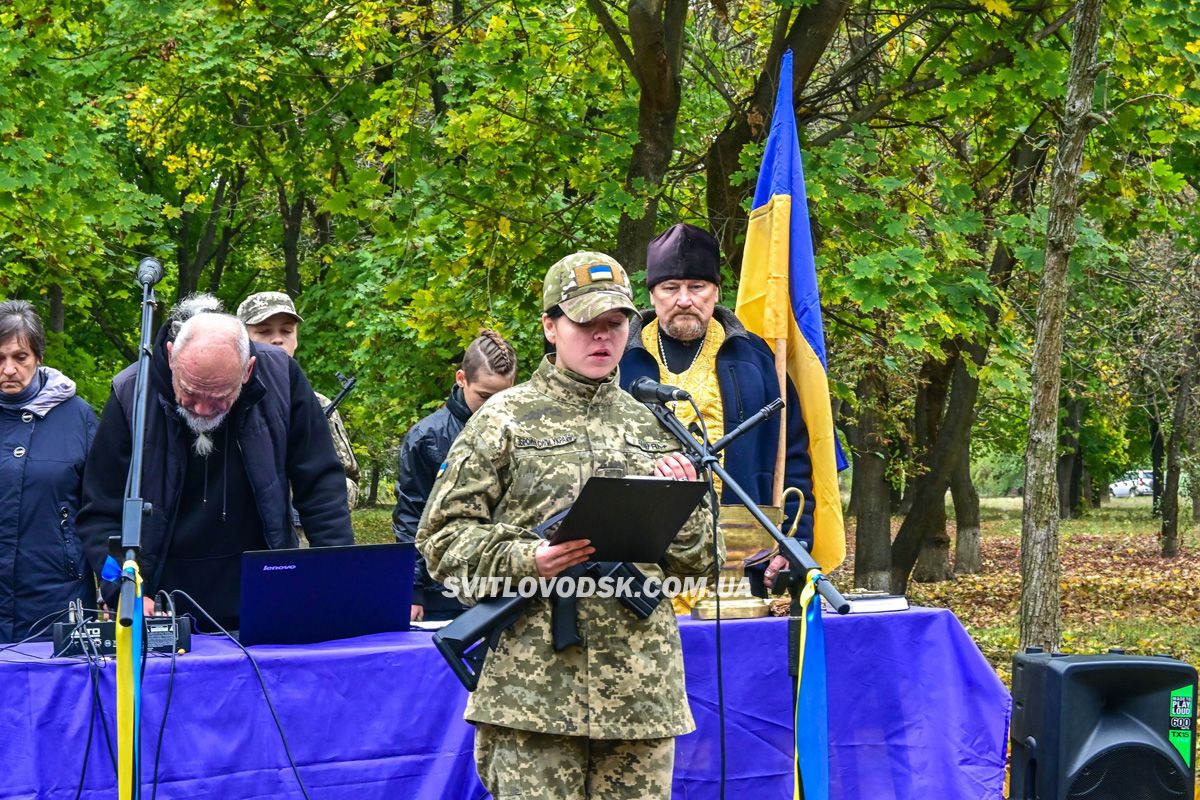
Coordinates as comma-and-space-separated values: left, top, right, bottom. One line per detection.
620, 223, 814, 559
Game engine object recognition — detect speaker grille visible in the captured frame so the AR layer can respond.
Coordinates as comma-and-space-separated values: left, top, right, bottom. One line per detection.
1066, 744, 1187, 799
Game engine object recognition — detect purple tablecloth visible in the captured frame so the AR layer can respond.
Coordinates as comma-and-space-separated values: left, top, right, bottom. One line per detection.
0, 608, 1009, 799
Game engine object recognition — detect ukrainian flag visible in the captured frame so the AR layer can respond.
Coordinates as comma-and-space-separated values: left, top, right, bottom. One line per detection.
733, 49, 844, 800
734, 50, 847, 574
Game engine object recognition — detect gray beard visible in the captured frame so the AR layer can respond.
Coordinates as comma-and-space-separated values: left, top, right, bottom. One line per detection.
176, 406, 227, 456
662, 314, 707, 342
192, 432, 215, 457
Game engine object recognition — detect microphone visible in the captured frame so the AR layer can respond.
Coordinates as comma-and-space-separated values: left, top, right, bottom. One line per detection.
628, 376, 691, 404
136, 257, 164, 287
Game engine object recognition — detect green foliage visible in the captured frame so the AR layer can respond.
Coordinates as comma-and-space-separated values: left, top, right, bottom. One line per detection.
3, 0, 1200, 499
971, 450, 1025, 498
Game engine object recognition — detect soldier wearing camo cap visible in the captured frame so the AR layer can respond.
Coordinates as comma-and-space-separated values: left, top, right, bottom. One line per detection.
237, 291, 360, 510
418, 251, 723, 799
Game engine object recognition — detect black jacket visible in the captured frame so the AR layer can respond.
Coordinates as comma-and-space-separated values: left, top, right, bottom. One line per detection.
392, 385, 471, 613
77, 327, 354, 604
0, 369, 97, 642
620, 306, 815, 545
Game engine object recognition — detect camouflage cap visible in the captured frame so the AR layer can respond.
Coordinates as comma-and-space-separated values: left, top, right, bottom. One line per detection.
237, 291, 303, 325
542, 251, 636, 323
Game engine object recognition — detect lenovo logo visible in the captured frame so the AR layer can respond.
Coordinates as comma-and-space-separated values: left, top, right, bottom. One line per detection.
262, 564, 297, 571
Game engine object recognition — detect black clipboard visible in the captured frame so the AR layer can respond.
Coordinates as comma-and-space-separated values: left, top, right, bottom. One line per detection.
547, 476, 709, 563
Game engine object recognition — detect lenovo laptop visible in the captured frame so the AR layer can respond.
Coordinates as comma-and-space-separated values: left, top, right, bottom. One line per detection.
239, 542, 416, 646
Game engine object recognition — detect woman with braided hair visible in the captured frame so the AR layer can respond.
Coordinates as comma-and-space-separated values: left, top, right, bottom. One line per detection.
393, 329, 518, 621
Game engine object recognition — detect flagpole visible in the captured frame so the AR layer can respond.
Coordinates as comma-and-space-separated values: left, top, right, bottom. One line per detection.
773, 338, 788, 508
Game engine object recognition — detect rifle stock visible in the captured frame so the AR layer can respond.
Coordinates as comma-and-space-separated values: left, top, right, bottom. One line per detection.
432, 594, 526, 692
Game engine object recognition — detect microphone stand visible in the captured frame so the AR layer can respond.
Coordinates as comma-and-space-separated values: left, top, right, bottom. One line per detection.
641, 399, 851, 614
115, 257, 163, 800
643, 396, 847, 800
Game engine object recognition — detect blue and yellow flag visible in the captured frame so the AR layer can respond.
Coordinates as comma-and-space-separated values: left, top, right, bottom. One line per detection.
734, 50, 847, 574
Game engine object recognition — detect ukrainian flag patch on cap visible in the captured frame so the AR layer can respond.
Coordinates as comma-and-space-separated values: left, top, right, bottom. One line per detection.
587, 264, 614, 282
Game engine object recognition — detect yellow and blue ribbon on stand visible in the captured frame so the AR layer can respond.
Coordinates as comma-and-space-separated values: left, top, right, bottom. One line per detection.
116, 559, 144, 799
794, 568, 830, 800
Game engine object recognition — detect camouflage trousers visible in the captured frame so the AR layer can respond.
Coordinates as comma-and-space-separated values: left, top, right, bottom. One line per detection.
474, 723, 674, 799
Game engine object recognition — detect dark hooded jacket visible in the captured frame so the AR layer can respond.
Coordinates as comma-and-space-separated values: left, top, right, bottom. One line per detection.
0, 368, 97, 642
77, 326, 353, 607
392, 385, 472, 615
619, 305, 815, 545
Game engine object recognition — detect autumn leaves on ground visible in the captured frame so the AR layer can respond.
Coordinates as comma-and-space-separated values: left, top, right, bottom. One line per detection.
831, 495, 1200, 686
354, 494, 1199, 687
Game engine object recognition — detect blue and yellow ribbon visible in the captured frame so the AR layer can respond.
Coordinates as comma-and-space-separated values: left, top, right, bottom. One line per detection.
794, 569, 830, 800
116, 560, 144, 799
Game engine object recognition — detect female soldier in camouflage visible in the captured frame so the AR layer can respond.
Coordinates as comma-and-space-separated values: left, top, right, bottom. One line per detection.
418, 252, 723, 799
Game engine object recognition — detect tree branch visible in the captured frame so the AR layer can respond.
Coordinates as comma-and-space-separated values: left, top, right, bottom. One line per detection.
586, 0, 640, 86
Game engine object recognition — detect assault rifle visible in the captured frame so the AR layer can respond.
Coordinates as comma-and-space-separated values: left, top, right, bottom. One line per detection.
432, 398, 790, 692
323, 371, 356, 419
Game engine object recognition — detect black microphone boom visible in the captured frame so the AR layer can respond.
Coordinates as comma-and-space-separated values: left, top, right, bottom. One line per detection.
136, 257, 164, 287
628, 376, 691, 403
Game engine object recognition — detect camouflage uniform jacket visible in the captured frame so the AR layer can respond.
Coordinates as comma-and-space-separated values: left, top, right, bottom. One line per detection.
314, 390, 360, 509
418, 355, 723, 739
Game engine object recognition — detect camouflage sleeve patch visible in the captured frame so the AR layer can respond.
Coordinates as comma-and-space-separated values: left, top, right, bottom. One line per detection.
416, 428, 540, 588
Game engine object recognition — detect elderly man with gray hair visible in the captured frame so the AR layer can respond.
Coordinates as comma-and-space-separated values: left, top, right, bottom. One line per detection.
77, 309, 354, 630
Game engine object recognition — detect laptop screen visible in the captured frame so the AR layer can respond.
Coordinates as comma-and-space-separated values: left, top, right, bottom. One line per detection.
238, 543, 416, 646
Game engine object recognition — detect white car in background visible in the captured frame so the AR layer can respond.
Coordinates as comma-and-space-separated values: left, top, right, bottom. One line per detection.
1110, 470, 1153, 498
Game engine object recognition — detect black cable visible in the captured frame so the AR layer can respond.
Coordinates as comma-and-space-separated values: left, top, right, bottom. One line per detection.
168, 590, 312, 800
0, 608, 71, 659
72, 624, 111, 800
78, 609, 119, 773
150, 592, 179, 800
685, 400, 726, 800
52, 615, 92, 659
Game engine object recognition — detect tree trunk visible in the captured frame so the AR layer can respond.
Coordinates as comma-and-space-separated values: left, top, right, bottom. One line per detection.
277, 183, 306, 298
952, 428, 982, 575
1161, 331, 1199, 557
1056, 396, 1083, 519
910, 354, 955, 583
48, 284, 65, 333
1082, 466, 1100, 509
1018, 0, 1104, 653
843, 400, 861, 519
889, 470, 907, 515
173, 173, 241, 301
206, 165, 247, 297
702, 0, 850, 276
367, 459, 382, 507
852, 368, 891, 591
1151, 414, 1165, 516
913, 503, 951, 582
891, 347, 981, 592
587, 0, 687, 274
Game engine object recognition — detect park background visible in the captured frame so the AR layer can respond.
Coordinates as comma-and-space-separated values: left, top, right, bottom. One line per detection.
2, 1, 1200, 677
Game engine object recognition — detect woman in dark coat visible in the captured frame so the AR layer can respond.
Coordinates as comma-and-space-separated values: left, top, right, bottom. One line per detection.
0, 300, 97, 642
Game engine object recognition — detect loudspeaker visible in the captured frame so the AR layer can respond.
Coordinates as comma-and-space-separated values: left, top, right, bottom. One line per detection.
1010, 650, 1197, 800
